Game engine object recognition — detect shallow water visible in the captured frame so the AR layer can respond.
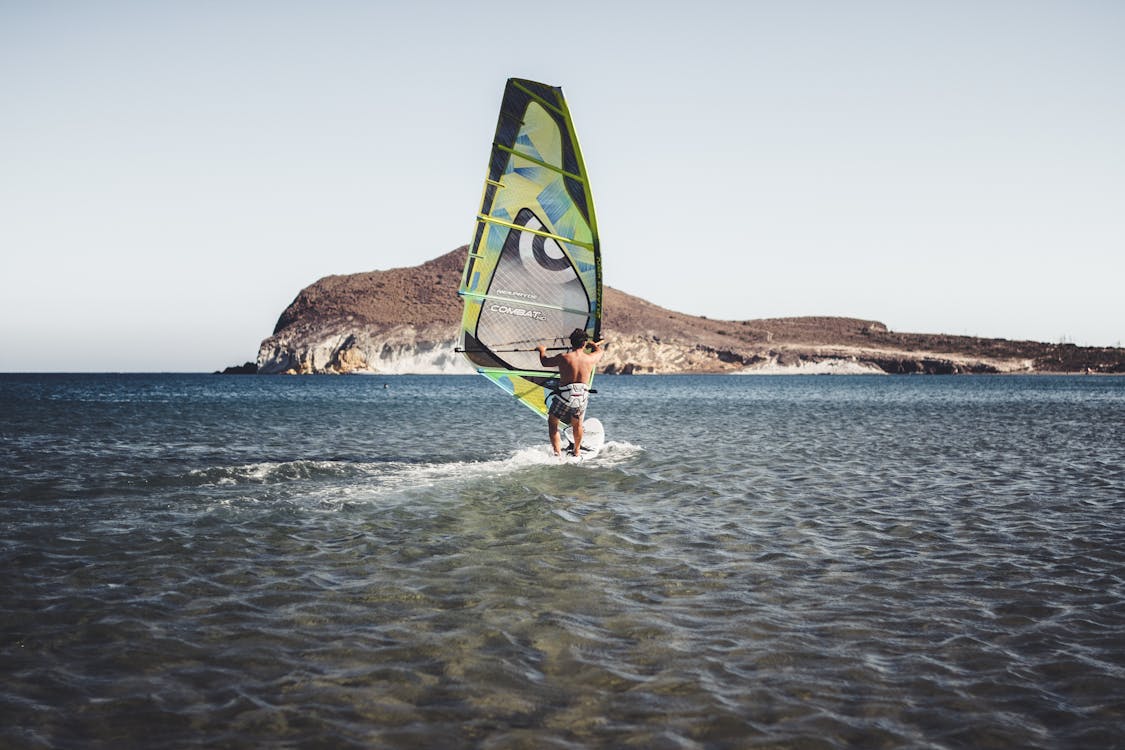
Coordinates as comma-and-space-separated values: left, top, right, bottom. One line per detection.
3, 374, 1124, 748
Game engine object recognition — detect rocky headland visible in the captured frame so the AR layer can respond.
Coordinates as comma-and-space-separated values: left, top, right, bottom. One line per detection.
247, 247, 1124, 376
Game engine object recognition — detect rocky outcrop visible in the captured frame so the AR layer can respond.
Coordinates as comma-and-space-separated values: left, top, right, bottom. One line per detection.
215, 361, 258, 375
257, 324, 470, 375
256, 250, 472, 375
251, 247, 1125, 375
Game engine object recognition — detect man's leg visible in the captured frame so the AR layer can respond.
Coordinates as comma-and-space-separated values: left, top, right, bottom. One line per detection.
570, 416, 583, 457
548, 415, 562, 456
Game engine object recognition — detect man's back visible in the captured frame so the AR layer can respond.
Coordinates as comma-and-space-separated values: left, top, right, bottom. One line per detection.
556, 348, 600, 386
537, 334, 605, 385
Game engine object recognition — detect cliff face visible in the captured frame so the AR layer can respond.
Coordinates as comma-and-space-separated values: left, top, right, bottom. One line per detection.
255, 247, 1125, 375
256, 250, 470, 375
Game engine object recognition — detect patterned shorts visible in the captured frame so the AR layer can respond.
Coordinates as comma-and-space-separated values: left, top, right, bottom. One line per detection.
548, 384, 589, 422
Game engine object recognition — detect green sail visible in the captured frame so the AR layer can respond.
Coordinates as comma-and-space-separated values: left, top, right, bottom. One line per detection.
458, 79, 602, 419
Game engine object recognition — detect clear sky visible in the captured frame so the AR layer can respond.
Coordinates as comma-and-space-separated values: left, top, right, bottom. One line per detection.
2, 0, 1122, 371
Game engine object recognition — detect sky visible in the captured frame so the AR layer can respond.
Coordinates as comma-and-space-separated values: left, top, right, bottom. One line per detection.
2, 0, 1122, 371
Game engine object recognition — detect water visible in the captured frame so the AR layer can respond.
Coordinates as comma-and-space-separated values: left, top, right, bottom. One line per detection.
3, 374, 1124, 749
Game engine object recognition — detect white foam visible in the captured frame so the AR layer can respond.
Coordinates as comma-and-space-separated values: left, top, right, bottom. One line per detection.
189, 439, 645, 512
585, 440, 645, 467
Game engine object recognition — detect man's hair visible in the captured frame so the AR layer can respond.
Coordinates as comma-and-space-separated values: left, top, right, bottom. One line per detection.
569, 329, 589, 349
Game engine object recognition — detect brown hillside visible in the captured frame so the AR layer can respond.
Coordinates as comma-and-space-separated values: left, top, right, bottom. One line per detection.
273, 250, 466, 333
263, 247, 1124, 375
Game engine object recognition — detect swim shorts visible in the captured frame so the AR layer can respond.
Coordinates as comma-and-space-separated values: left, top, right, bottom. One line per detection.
548, 383, 589, 422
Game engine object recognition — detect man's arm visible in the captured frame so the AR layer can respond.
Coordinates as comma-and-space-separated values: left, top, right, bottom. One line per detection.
537, 345, 561, 367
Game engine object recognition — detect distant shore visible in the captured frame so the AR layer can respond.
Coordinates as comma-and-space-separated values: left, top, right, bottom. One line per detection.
239, 247, 1124, 377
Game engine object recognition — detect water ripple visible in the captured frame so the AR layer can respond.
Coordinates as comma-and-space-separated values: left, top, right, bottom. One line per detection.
3, 374, 1124, 747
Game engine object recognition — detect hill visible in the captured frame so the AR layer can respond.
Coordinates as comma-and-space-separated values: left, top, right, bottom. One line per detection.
252, 247, 1124, 375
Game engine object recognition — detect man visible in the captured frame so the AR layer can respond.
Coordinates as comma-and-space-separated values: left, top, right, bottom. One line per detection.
537, 329, 605, 457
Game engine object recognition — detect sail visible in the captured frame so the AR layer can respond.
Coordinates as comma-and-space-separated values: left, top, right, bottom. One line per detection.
458, 78, 602, 418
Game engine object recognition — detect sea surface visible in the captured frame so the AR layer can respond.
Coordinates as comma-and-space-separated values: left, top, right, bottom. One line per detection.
2, 373, 1124, 749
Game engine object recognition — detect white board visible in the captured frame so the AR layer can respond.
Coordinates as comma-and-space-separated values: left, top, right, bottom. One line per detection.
562, 417, 605, 459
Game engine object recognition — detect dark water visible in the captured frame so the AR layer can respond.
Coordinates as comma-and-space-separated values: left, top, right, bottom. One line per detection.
2, 374, 1124, 749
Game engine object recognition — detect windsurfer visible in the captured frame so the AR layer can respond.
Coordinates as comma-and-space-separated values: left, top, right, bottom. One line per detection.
537, 329, 605, 457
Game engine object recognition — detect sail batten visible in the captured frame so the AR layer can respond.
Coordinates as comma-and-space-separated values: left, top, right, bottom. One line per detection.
458, 287, 592, 311
474, 215, 594, 249
497, 144, 586, 181
458, 78, 602, 420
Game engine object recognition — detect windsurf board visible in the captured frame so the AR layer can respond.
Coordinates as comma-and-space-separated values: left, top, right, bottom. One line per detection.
563, 417, 605, 459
